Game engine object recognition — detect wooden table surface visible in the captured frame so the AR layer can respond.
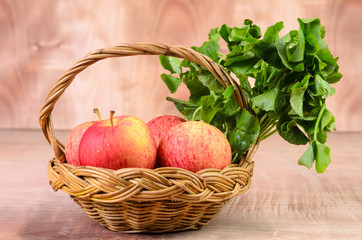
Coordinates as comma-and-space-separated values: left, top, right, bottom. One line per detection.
0, 130, 361, 240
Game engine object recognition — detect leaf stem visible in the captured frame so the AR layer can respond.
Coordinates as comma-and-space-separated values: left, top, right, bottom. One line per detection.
232, 153, 240, 164
313, 104, 326, 140
224, 122, 230, 135
259, 113, 268, 125
218, 53, 227, 64
260, 128, 277, 141
266, 67, 278, 83
192, 107, 202, 121
260, 119, 277, 138
260, 116, 274, 135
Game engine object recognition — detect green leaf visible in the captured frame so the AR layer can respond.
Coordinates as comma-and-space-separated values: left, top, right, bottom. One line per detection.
160, 74, 181, 93
220, 24, 233, 45
208, 27, 220, 42
237, 74, 253, 101
298, 140, 331, 173
253, 43, 285, 69
181, 59, 190, 67
298, 18, 322, 55
224, 45, 261, 77
263, 21, 284, 43
183, 65, 210, 103
200, 86, 234, 123
249, 22, 285, 68
277, 115, 309, 145
326, 71, 342, 84
166, 97, 198, 120
228, 57, 260, 77
299, 119, 316, 135
276, 36, 293, 70
316, 131, 327, 144
317, 48, 337, 77
236, 109, 259, 131
198, 40, 220, 62
251, 87, 285, 112
276, 34, 305, 71
229, 26, 250, 42
223, 85, 235, 98
312, 74, 336, 98
320, 108, 334, 130
166, 97, 197, 109
217, 97, 240, 118
298, 142, 314, 169
247, 20, 262, 39
227, 109, 260, 155
290, 75, 310, 117
314, 141, 331, 173
224, 46, 254, 66
182, 63, 225, 103
159, 56, 181, 74
200, 93, 223, 123
287, 30, 305, 63
198, 71, 225, 93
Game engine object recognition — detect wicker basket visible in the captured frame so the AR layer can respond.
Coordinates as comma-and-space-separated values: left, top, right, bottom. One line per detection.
39, 43, 259, 233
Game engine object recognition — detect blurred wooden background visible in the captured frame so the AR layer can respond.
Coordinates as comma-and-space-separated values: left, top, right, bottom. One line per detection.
1, 0, 361, 131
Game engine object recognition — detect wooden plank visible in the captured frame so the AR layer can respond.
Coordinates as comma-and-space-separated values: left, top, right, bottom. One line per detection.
0, 0, 361, 131
0, 130, 361, 239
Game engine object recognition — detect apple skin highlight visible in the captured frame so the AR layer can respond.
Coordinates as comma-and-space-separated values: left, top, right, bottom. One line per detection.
76, 115, 157, 170
157, 121, 232, 172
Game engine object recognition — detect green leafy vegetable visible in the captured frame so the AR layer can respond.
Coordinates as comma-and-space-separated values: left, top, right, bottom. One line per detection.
159, 18, 341, 173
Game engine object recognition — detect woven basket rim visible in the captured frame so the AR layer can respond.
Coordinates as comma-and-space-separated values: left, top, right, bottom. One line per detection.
48, 157, 254, 203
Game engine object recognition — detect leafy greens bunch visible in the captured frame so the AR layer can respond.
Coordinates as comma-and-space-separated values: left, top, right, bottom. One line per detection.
159, 18, 342, 173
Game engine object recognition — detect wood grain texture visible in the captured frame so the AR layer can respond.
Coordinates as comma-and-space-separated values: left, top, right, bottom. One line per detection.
0, 0, 361, 131
0, 130, 361, 239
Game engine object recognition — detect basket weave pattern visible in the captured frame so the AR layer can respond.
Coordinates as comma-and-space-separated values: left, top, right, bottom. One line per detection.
40, 43, 258, 233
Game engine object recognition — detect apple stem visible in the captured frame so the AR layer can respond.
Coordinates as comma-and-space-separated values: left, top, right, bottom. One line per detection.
93, 108, 102, 121
110, 111, 115, 126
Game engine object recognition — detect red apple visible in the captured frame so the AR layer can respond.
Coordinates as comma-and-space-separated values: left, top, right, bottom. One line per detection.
157, 121, 232, 172
65, 121, 94, 166
65, 108, 103, 166
147, 115, 186, 145
78, 113, 157, 170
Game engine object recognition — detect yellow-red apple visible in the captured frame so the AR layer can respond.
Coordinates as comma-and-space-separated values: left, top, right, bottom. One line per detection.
147, 115, 186, 145
157, 121, 232, 172
78, 114, 157, 170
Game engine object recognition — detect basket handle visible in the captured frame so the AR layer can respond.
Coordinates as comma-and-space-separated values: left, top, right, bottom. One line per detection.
38, 42, 255, 165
